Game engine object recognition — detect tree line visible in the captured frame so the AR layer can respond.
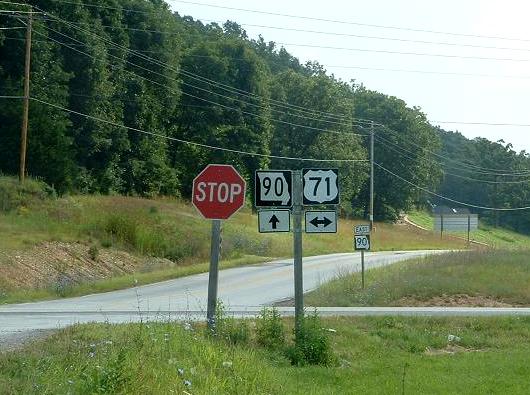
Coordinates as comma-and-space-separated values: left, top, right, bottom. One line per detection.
0, 0, 529, 232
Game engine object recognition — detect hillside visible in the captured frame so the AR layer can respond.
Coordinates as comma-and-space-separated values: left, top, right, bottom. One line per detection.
0, 176, 469, 304
407, 210, 530, 249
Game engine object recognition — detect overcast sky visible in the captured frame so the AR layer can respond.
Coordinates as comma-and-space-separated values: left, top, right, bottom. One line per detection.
168, 0, 530, 153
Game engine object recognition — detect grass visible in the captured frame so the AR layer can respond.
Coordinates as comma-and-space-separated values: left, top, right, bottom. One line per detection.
408, 210, 530, 249
0, 175, 472, 303
1, 316, 529, 394
305, 250, 530, 307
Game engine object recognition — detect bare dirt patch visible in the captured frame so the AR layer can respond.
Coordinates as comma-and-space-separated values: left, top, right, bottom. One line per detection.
0, 242, 173, 290
425, 344, 485, 356
394, 294, 515, 307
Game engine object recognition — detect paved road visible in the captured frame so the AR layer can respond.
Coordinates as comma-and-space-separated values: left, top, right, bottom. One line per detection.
2, 250, 529, 346
0, 251, 436, 334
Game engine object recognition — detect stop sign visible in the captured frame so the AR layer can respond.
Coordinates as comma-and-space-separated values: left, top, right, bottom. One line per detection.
192, 164, 246, 220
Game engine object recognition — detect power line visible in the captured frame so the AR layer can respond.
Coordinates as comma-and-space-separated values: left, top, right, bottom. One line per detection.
196, 19, 530, 54
168, 0, 530, 44
0, 95, 24, 99
275, 42, 530, 63
326, 65, 530, 80
31, 25, 368, 138
433, 120, 530, 127
374, 124, 530, 176
32, 12, 374, 131
31, 96, 368, 164
375, 134, 530, 184
34, 9, 375, 128
22, 12, 530, 54
375, 162, 530, 211
21, 5, 530, 177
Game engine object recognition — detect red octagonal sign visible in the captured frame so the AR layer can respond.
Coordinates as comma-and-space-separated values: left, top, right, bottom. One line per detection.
192, 164, 246, 220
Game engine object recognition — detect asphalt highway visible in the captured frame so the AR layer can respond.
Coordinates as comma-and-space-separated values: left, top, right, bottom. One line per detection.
1, 250, 528, 345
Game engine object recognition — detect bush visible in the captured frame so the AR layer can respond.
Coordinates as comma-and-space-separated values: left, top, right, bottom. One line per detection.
287, 311, 333, 366
102, 215, 138, 247
211, 302, 250, 345
256, 307, 285, 350
88, 245, 99, 261
0, 176, 55, 212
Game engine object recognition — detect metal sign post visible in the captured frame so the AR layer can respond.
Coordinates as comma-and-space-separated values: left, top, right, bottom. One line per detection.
354, 226, 371, 290
361, 250, 365, 289
207, 219, 221, 330
292, 170, 304, 337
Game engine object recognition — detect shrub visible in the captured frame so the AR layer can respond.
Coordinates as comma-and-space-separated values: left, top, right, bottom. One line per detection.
256, 307, 285, 350
102, 215, 138, 247
88, 245, 99, 261
0, 176, 55, 212
287, 311, 333, 366
210, 302, 250, 345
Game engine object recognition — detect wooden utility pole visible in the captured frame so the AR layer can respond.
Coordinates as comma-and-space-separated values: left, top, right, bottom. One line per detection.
19, 10, 32, 183
369, 121, 375, 230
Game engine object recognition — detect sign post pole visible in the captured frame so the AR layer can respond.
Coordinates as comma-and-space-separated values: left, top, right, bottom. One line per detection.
206, 219, 222, 332
354, 225, 370, 289
361, 249, 365, 289
293, 170, 304, 338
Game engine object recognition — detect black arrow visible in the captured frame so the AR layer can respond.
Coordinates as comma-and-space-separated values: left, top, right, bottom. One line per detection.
310, 216, 332, 228
269, 214, 280, 229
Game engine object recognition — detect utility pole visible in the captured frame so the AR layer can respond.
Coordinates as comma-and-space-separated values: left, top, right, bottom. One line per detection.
369, 121, 375, 230
19, 10, 32, 183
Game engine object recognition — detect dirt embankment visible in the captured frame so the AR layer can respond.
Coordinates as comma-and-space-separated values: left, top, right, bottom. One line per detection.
0, 242, 172, 290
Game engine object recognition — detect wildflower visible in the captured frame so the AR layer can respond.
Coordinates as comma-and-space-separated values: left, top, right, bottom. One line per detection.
184, 380, 192, 388
177, 368, 184, 376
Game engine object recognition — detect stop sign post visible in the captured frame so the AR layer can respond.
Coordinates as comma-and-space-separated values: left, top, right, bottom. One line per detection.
192, 164, 246, 330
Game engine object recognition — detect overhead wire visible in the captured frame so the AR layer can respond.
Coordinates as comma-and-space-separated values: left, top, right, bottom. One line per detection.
374, 162, 530, 211
15, 11, 530, 54
21, 8, 530, 177
14, 8, 529, 179
275, 41, 530, 63
374, 124, 530, 176
168, 0, 530, 44
5, 5, 530, 210
374, 134, 530, 184
30, 9, 375, 132
31, 9, 375, 129
31, 96, 368, 163
27, 22, 367, 137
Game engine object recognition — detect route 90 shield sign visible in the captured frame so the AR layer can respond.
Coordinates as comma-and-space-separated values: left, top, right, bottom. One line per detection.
354, 235, 370, 251
255, 170, 293, 207
302, 169, 339, 205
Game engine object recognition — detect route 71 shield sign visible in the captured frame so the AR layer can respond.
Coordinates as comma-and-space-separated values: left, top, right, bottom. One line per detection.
302, 169, 339, 205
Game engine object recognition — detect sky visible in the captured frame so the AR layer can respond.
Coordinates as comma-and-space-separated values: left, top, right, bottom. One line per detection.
168, 0, 530, 153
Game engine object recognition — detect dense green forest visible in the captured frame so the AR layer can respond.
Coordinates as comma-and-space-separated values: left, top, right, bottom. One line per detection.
1, 0, 529, 232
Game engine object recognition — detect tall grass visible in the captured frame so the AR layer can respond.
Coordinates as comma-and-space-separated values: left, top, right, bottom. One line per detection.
306, 250, 530, 307
1, 316, 529, 394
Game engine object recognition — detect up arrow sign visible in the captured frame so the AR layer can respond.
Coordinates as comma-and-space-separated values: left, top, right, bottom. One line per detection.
305, 211, 337, 233
258, 210, 290, 233
269, 214, 280, 229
